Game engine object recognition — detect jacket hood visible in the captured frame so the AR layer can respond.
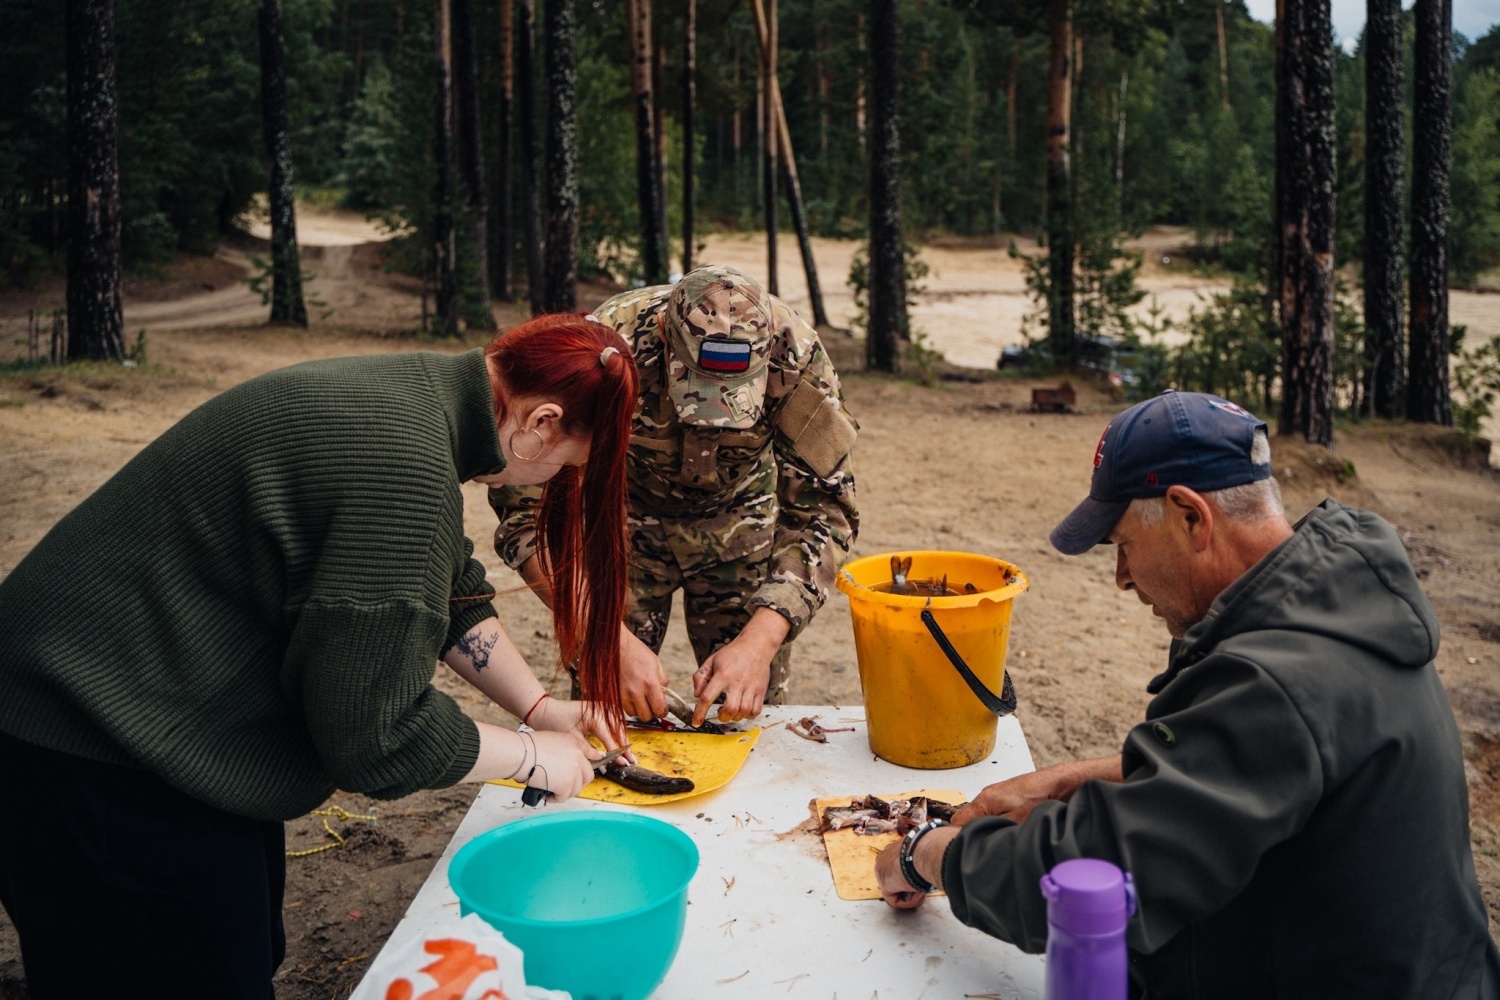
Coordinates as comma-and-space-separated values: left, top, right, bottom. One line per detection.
1161, 500, 1439, 688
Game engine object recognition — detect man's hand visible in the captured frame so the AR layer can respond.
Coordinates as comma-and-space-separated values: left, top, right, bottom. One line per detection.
873, 824, 960, 910
619, 626, 669, 721
690, 608, 791, 726
953, 756, 1125, 826
874, 841, 926, 910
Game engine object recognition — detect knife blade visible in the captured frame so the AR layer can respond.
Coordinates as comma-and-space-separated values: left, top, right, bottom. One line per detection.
520, 745, 632, 806
590, 745, 631, 772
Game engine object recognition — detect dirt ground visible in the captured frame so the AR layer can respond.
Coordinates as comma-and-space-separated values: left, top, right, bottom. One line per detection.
1, 226, 1498, 998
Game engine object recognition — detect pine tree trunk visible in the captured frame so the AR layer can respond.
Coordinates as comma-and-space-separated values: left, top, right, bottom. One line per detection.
1363, 0, 1404, 417
761, 0, 779, 296
66, 0, 125, 361
517, 0, 545, 314
682, 0, 696, 274
1045, 0, 1075, 365
732, 42, 742, 199
1275, 0, 1336, 444
258, 0, 308, 327
751, 0, 826, 325
867, 0, 902, 373
494, 0, 514, 301
453, 0, 495, 328
855, 13, 866, 152
627, 0, 667, 285
433, 0, 460, 337
1216, 1, 1231, 111
816, 26, 829, 158
778, 109, 827, 326
1407, 0, 1452, 425
541, 0, 578, 312
653, 41, 669, 257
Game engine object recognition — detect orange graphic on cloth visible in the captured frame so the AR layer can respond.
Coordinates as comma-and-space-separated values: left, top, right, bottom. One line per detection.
384, 938, 510, 1000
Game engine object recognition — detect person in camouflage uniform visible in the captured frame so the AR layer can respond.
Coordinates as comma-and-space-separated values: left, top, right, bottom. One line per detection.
489, 264, 859, 725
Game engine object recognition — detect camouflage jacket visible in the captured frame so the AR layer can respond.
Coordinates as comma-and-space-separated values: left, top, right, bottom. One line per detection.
489, 285, 859, 641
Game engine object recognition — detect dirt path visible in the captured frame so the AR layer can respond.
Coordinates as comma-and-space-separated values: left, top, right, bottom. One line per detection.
8, 214, 1493, 374
0, 223, 1498, 996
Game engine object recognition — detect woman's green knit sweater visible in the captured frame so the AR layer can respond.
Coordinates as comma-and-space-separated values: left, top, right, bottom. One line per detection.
0, 350, 505, 821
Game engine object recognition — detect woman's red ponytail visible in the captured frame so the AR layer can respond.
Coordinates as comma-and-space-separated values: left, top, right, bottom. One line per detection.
485, 315, 639, 727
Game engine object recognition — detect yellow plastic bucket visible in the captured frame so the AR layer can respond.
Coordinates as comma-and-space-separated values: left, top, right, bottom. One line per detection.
836, 551, 1029, 769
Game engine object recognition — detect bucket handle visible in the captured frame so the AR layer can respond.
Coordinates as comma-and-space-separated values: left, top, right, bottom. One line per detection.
920, 608, 1017, 717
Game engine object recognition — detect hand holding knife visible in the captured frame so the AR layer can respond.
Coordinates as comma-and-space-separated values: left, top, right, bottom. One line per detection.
520, 744, 631, 807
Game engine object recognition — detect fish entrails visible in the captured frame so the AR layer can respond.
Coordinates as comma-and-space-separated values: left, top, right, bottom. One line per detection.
819, 794, 966, 836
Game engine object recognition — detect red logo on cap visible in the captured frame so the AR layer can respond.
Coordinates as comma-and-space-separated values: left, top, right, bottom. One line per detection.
1093, 430, 1108, 469
1209, 399, 1249, 416
1145, 472, 1159, 487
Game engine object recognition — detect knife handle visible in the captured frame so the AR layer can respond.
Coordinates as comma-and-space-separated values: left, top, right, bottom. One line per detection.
521, 785, 549, 807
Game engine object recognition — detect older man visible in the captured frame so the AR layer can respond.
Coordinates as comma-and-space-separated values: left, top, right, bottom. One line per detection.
875, 390, 1499, 998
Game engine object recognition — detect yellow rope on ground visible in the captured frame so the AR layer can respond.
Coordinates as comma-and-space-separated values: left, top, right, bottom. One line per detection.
285, 805, 378, 858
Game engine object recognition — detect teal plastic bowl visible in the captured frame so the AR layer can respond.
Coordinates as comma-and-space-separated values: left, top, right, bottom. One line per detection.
448, 811, 699, 1000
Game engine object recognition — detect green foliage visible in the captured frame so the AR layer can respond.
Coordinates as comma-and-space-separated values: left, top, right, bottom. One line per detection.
115, 0, 266, 259
0, 0, 338, 277
848, 239, 938, 383
574, 15, 647, 282
1167, 106, 1274, 272
847, 240, 929, 343
1012, 230, 1146, 370
1120, 295, 1175, 400
1075, 234, 1146, 344
337, 58, 401, 211
3, 0, 1497, 321
0, 225, 50, 288
1171, 277, 1279, 410
1450, 68, 1500, 285
1452, 328, 1500, 441
244, 252, 327, 318
1332, 282, 1368, 417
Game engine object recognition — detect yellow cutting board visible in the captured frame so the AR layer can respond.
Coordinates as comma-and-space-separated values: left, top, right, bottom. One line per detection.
813, 789, 966, 901
490, 726, 761, 806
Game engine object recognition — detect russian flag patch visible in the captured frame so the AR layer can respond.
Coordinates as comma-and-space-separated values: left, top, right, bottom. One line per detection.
698, 339, 753, 373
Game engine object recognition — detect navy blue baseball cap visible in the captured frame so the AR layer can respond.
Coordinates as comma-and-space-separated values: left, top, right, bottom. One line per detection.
1049, 390, 1271, 555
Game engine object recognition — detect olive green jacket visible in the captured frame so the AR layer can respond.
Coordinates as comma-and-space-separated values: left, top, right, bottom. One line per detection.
0, 351, 500, 821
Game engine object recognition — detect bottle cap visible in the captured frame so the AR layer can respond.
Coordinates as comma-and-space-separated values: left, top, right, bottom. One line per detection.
1040, 858, 1137, 936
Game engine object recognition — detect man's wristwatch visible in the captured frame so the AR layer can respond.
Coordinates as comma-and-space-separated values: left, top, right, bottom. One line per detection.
898, 819, 949, 894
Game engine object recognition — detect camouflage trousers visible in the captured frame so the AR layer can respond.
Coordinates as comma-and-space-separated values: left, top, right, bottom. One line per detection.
625, 527, 792, 707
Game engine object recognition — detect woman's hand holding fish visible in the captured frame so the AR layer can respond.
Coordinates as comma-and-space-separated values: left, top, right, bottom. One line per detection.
952, 755, 1125, 826
523, 728, 601, 802
530, 696, 634, 765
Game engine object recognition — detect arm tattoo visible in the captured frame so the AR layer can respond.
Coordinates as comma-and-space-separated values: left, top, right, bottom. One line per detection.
455, 630, 499, 672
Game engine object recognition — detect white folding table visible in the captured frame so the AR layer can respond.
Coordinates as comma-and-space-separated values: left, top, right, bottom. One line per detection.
364, 705, 1048, 999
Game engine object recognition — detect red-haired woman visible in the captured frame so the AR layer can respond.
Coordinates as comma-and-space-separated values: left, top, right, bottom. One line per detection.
0, 315, 637, 998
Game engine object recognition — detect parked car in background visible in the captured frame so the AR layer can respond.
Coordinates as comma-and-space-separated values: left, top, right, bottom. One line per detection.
997, 335, 1142, 390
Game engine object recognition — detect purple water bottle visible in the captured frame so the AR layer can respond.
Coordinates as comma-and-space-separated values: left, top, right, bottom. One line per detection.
1040, 858, 1137, 1000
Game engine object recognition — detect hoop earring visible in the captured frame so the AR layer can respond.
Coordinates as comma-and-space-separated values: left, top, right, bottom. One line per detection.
510, 427, 546, 462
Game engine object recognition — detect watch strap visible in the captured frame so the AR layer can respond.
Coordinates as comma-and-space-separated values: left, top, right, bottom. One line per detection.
898, 819, 948, 894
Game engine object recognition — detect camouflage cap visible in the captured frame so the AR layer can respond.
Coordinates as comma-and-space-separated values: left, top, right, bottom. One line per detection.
663, 264, 774, 428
